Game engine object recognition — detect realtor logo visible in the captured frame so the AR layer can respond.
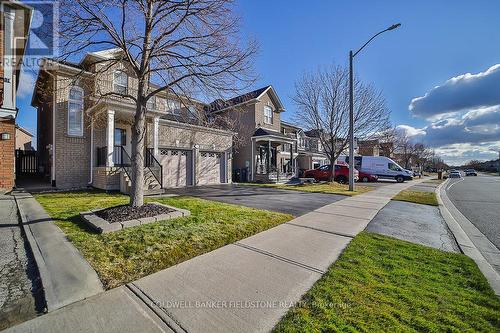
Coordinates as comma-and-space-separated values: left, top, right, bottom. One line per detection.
11, 1, 59, 57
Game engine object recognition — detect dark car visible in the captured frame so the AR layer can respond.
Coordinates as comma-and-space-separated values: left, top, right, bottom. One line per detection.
304, 164, 359, 183
465, 169, 477, 176
358, 171, 378, 182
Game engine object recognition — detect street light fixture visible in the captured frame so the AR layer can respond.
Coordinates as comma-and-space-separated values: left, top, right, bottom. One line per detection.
348, 23, 401, 191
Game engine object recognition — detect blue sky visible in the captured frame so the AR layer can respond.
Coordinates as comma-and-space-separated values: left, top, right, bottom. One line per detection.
16, 0, 500, 164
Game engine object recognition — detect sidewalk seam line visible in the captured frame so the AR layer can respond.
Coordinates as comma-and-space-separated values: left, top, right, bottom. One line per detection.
233, 243, 325, 274
312, 210, 371, 220
126, 283, 189, 333
285, 222, 355, 239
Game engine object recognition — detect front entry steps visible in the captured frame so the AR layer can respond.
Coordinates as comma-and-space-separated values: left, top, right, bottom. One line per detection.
120, 168, 162, 195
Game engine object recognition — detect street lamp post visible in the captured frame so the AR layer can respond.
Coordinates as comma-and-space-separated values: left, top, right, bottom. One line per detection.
348, 23, 401, 191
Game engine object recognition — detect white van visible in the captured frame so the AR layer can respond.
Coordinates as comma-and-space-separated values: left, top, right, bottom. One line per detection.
337, 155, 413, 183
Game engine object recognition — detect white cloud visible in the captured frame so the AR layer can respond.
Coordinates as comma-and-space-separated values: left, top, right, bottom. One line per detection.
401, 64, 500, 164
409, 64, 500, 119
433, 142, 499, 165
395, 124, 426, 137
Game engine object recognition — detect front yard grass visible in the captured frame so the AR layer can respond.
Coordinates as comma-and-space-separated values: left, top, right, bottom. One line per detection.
274, 232, 500, 333
34, 191, 292, 289
392, 190, 438, 206
242, 182, 372, 196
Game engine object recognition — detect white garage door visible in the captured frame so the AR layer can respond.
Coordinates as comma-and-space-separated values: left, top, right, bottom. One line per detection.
198, 152, 224, 185
159, 149, 192, 188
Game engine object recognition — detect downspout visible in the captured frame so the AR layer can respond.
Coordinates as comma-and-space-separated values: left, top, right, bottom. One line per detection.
51, 73, 56, 187
88, 116, 93, 185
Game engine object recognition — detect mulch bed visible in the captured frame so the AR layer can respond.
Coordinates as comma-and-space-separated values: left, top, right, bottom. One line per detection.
95, 203, 174, 223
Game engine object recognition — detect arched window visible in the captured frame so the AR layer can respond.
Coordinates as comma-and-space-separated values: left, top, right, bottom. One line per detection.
113, 70, 128, 94
68, 86, 84, 136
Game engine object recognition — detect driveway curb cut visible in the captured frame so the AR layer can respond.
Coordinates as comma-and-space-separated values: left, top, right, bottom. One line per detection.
436, 180, 500, 296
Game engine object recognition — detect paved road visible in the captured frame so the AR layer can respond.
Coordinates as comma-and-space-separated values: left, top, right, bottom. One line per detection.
446, 174, 500, 249
0, 195, 44, 330
164, 184, 346, 216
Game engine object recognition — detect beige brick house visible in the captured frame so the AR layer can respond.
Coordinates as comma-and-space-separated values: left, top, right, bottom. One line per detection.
206, 86, 328, 182
0, 1, 32, 192
32, 49, 233, 192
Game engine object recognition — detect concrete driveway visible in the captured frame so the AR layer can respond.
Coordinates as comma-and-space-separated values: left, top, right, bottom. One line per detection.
162, 184, 346, 216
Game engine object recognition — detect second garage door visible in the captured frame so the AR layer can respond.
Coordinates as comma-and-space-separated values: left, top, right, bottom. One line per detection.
198, 151, 225, 185
159, 149, 193, 187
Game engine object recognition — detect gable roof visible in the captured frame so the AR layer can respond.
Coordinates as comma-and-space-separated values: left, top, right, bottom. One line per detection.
205, 85, 285, 113
15, 125, 33, 137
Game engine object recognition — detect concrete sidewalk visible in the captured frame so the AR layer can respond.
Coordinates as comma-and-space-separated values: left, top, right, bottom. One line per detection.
12, 191, 103, 312
5, 180, 422, 333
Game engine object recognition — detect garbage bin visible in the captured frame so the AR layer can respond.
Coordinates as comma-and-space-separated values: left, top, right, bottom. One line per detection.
438, 171, 443, 180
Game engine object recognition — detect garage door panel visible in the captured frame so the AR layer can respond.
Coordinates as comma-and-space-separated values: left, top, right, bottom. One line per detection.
198, 152, 222, 185
159, 149, 192, 188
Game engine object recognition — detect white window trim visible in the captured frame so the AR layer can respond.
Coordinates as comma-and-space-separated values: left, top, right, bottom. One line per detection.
68, 86, 84, 137
147, 96, 157, 110
113, 70, 128, 94
264, 105, 273, 125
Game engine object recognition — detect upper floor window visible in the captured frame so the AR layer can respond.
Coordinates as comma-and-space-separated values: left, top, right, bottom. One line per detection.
264, 105, 273, 125
113, 70, 128, 94
146, 96, 156, 110
68, 86, 84, 136
166, 99, 181, 115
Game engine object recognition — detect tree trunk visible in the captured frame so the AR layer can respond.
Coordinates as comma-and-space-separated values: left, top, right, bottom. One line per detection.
329, 156, 336, 182
130, 98, 146, 207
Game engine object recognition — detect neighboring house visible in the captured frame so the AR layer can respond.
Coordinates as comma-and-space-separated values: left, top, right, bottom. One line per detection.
206, 86, 298, 183
32, 48, 233, 192
0, 1, 32, 192
357, 139, 381, 156
379, 141, 394, 158
281, 121, 328, 173
15, 125, 33, 150
206, 86, 330, 183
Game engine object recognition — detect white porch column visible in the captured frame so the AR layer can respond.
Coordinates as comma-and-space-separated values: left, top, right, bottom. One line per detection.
268, 139, 272, 173
2, 11, 15, 111
250, 139, 255, 181
153, 116, 160, 156
106, 110, 115, 167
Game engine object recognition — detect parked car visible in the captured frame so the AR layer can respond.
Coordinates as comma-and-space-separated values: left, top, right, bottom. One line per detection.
358, 171, 378, 182
304, 164, 359, 183
337, 155, 413, 183
465, 169, 478, 176
449, 171, 461, 178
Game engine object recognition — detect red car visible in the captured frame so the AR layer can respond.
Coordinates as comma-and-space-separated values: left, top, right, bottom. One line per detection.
304, 164, 359, 183
358, 171, 378, 182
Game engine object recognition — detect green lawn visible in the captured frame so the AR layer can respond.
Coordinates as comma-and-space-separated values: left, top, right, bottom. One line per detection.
241, 182, 372, 196
34, 191, 292, 289
392, 190, 439, 206
274, 232, 500, 333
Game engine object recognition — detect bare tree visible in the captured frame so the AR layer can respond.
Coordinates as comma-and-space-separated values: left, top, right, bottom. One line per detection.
56, 0, 257, 207
293, 65, 390, 182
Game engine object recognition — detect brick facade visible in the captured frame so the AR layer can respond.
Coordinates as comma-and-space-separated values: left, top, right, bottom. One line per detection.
0, 12, 4, 107
0, 119, 15, 192
33, 58, 234, 190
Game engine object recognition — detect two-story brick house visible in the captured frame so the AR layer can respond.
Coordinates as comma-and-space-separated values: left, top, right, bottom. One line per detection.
206, 86, 329, 182
32, 48, 233, 192
0, 1, 32, 192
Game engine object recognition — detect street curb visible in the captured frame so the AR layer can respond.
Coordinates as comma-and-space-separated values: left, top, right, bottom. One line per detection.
14, 193, 53, 313
436, 180, 500, 296
13, 191, 105, 312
